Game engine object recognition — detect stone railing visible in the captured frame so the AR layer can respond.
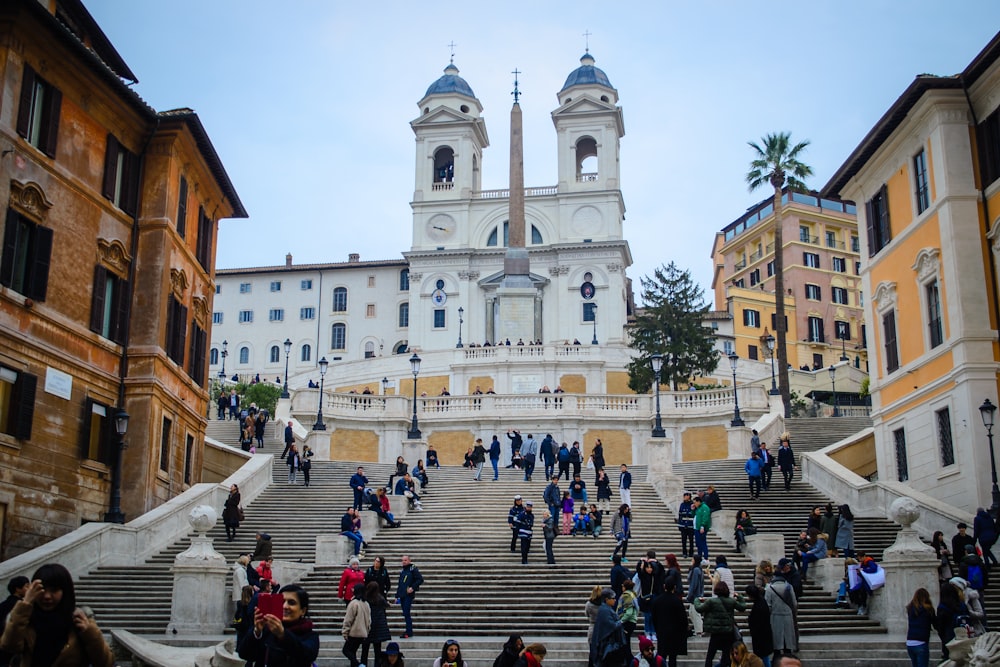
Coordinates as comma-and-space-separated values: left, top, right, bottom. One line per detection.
476, 185, 558, 199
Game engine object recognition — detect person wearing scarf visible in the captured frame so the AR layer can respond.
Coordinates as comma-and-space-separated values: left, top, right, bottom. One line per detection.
513, 643, 547, 667
239, 585, 319, 667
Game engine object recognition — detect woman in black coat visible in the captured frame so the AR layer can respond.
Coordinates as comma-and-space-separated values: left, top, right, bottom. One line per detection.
362, 581, 391, 667
744, 584, 773, 662
650, 583, 687, 667
223, 484, 242, 542
364, 556, 392, 598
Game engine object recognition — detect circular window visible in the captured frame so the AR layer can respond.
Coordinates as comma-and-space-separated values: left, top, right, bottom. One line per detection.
601, 95, 609, 103
584, 272, 593, 282
424, 107, 429, 114
436, 279, 445, 290
460, 104, 469, 113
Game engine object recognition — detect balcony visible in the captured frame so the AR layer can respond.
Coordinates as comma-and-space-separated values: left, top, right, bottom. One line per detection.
476, 186, 558, 199
431, 182, 454, 191
734, 259, 747, 271
826, 239, 846, 250
577, 173, 598, 182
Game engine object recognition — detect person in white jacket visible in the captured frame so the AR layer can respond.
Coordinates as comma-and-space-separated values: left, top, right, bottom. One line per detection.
341, 582, 371, 667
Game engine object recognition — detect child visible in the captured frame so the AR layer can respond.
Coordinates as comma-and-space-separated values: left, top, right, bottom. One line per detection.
561, 491, 574, 535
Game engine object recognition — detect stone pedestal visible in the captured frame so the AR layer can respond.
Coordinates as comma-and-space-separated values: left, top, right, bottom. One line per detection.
401, 441, 426, 469
646, 438, 684, 509
388, 494, 409, 517
710, 510, 735, 545
359, 510, 380, 540
305, 430, 331, 460
316, 535, 353, 566
167, 506, 229, 636
727, 426, 753, 460
745, 534, 785, 565
871, 497, 940, 637
813, 557, 846, 594
496, 282, 536, 344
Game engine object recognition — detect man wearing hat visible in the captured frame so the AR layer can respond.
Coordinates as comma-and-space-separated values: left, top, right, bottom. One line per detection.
543, 475, 561, 532
517, 500, 536, 564
952, 522, 977, 566
508, 495, 525, 553
677, 492, 695, 558
383, 642, 404, 666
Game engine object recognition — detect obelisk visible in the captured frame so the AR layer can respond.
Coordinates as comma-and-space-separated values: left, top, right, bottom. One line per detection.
497, 69, 536, 344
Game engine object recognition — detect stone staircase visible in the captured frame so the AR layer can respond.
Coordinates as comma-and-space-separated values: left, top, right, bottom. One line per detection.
783, 416, 874, 453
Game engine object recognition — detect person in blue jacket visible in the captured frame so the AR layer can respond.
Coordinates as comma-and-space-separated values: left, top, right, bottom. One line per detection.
744, 452, 764, 500
540, 434, 556, 480
395, 555, 423, 639
349, 466, 368, 511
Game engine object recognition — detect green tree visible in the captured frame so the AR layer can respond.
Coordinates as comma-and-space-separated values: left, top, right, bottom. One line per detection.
627, 262, 719, 392
241, 382, 282, 415
746, 132, 813, 418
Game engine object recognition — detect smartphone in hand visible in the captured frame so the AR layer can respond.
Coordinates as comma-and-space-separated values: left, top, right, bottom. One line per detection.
258, 593, 284, 619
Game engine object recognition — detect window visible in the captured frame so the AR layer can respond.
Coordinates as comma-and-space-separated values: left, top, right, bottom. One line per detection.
188, 323, 206, 386
835, 321, 850, 340
89, 266, 129, 344
851, 236, 860, 253
184, 435, 194, 485
210, 348, 219, 365
102, 134, 140, 216
861, 324, 867, 347
215, 284, 221, 294
825, 231, 837, 248
239, 310, 253, 323
855, 261, 862, 275
331, 323, 346, 349
723, 340, 734, 355
766, 261, 774, 277
805, 284, 821, 300
927, 280, 943, 348
799, 225, 810, 242
433, 309, 446, 328
807, 316, 824, 342
0, 365, 35, 439
832, 257, 846, 273
487, 221, 543, 246
301, 344, 311, 362
239, 346, 249, 364
883, 310, 899, 373
365, 342, 376, 359
749, 269, 760, 286
165, 295, 187, 366
195, 207, 213, 270
583, 302, 597, 322
980, 105, 1000, 186
366, 304, 376, 318
742, 309, 760, 328
367, 275, 375, 288
1, 210, 53, 301
399, 303, 409, 328
747, 344, 758, 360
831, 286, 848, 305
803, 252, 820, 268
733, 278, 745, 288
301, 279, 313, 290
866, 185, 892, 256
82, 399, 112, 463
893, 428, 908, 482
240, 283, 251, 294
937, 407, 955, 467
176, 176, 187, 238
333, 287, 348, 312
212, 312, 222, 325
270, 281, 281, 292
16, 65, 61, 157
159, 417, 171, 472
268, 308, 284, 322
300, 307, 315, 320
770, 314, 788, 331
914, 149, 930, 214
270, 345, 280, 363
400, 269, 410, 291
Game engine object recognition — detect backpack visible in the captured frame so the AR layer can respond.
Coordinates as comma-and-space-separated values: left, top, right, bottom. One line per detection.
558, 447, 570, 462
967, 563, 985, 590
617, 591, 639, 623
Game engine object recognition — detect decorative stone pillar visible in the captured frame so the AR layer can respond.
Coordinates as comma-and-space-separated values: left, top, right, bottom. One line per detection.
727, 425, 753, 459
316, 535, 352, 566
871, 497, 939, 636
167, 506, 229, 636
744, 534, 785, 565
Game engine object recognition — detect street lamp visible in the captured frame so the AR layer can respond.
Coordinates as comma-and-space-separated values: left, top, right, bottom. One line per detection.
312, 357, 328, 431
220, 340, 228, 378
979, 398, 1000, 514
649, 353, 665, 438
457, 306, 464, 348
728, 351, 744, 426
765, 333, 778, 395
839, 330, 849, 361
382, 376, 389, 395
591, 304, 599, 345
828, 364, 839, 417
281, 338, 292, 398
104, 409, 130, 523
407, 353, 422, 439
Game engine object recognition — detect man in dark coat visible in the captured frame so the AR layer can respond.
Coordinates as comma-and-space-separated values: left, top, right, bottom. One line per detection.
540, 434, 556, 479
544, 475, 561, 527
281, 420, 295, 459
489, 435, 502, 480
777, 440, 796, 491
609, 555, 631, 599
744, 584, 774, 662
506, 430, 523, 468
349, 466, 368, 510
973, 507, 999, 567
650, 584, 688, 663
395, 554, 423, 638
517, 501, 536, 564
952, 522, 977, 566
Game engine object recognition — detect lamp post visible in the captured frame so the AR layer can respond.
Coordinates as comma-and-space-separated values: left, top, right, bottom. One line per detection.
407, 353, 422, 439
281, 338, 292, 398
220, 340, 228, 378
839, 330, 849, 361
104, 409, 130, 523
457, 306, 464, 348
649, 353, 665, 438
979, 398, 1000, 514
765, 333, 778, 395
728, 351, 744, 426
382, 376, 389, 395
828, 364, 839, 417
312, 357, 328, 431
591, 304, 599, 345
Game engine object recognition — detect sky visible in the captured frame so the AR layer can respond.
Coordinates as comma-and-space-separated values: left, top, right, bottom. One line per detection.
85, 1, 1000, 303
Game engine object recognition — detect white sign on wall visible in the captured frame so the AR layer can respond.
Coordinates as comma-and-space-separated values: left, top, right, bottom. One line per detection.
44, 367, 73, 400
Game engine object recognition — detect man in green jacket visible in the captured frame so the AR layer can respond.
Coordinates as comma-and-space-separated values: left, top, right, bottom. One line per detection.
693, 496, 712, 561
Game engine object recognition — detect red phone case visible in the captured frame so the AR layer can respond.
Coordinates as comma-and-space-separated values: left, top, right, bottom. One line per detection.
258, 593, 283, 618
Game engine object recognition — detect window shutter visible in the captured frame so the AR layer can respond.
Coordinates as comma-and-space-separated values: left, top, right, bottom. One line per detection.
28, 224, 52, 301
884, 311, 899, 372
102, 134, 119, 201
177, 177, 187, 238
173, 302, 188, 364
79, 397, 94, 459
865, 198, 876, 258
0, 210, 19, 288
114, 278, 130, 345
90, 265, 108, 333
878, 184, 891, 248
12, 372, 36, 440
41, 85, 61, 158
16, 66, 36, 139
165, 294, 176, 358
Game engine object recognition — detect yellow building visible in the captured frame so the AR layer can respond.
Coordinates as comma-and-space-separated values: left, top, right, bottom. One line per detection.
711, 190, 867, 371
822, 31, 1000, 513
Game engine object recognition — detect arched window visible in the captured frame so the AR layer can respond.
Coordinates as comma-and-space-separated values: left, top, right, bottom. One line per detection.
365, 341, 375, 359
532, 225, 543, 244
394, 342, 409, 355
301, 343, 311, 362
332, 287, 348, 312
487, 221, 543, 246
239, 346, 249, 364
576, 136, 598, 182
331, 323, 346, 350
399, 269, 409, 291
399, 302, 409, 327
433, 147, 455, 183
269, 345, 280, 363
210, 348, 219, 365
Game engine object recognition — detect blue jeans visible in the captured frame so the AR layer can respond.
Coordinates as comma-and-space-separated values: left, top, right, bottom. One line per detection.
341, 531, 363, 555
906, 642, 929, 667
695, 529, 709, 560
491, 458, 499, 479
544, 460, 554, 479
400, 595, 414, 635
474, 461, 484, 480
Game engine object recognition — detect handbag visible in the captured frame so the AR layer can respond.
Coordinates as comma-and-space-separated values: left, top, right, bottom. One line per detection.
732, 621, 743, 642
744, 526, 758, 536
237, 507, 245, 521
860, 564, 886, 590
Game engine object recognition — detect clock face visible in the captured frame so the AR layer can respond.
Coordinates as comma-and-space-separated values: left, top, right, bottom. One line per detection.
426, 218, 455, 241
431, 289, 448, 306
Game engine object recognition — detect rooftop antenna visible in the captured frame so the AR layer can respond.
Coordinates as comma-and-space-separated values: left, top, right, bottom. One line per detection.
448, 40, 457, 64
583, 29, 592, 53
511, 68, 521, 103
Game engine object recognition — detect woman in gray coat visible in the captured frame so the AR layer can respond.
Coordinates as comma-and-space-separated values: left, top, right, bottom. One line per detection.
764, 566, 798, 660
834, 504, 855, 558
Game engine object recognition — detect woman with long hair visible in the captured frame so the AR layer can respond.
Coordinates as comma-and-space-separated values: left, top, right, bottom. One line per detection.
237, 584, 319, 667
743, 585, 772, 667
931, 531, 953, 581
513, 642, 547, 667
493, 634, 524, 667
753, 560, 774, 590
906, 587, 935, 667
0, 563, 113, 667
664, 553, 684, 600
362, 580, 391, 667
595, 468, 612, 515
729, 641, 764, 667
835, 504, 856, 558
413, 459, 429, 490
694, 580, 746, 667
233, 585, 255, 647
611, 504, 632, 562
341, 583, 371, 667
364, 555, 392, 598
223, 484, 242, 542
734, 509, 754, 553
388, 456, 408, 489
935, 581, 968, 661
432, 638, 468, 667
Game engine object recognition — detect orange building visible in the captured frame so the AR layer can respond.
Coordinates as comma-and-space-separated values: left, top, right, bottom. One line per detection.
0, 0, 245, 558
822, 31, 1000, 513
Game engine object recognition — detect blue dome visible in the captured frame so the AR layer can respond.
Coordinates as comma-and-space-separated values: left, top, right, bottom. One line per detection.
424, 63, 477, 99
560, 53, 613, 92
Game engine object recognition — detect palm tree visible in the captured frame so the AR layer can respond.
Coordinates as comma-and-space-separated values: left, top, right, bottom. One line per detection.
746, 132, 813, 418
